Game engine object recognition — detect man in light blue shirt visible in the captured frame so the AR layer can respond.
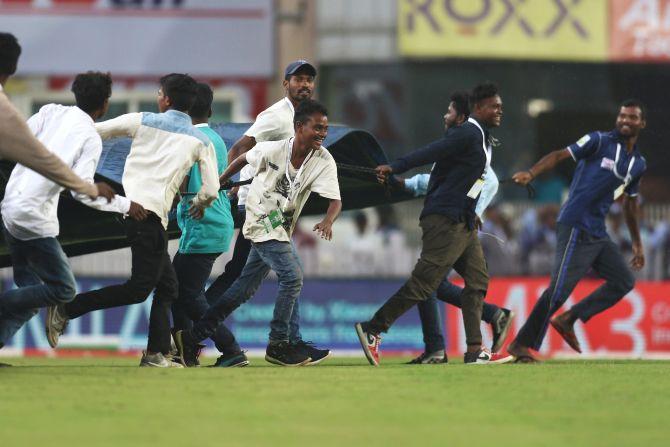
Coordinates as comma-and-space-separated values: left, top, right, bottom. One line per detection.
395, 93, 513, 364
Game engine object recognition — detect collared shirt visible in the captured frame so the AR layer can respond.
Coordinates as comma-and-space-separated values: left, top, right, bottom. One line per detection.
390, 118, 489, 226
238, 97, 295, 206
94, 109, 219, 229
558, 129, 646, 238
0, 88, 98, 198
404, 166, 499, 219
177, 124, 234, 254
1, 104, 131, 240
243, 138, 340, 243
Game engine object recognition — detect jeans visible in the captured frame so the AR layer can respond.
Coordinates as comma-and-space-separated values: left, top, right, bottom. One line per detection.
64, 214, 178, 354
515, 223, 636, 350
172, 252, 241, 356
0, 227, 76, 345
190, 239, 303, 343
418, 275, 502, 353
205, 206, 302, 342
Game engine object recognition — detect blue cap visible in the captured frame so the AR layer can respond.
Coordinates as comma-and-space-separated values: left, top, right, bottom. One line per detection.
284, 60, 317, 79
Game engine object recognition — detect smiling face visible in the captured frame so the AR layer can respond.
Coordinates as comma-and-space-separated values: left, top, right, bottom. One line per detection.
615, 105, 645, 139
296, 112, 328, 151
473, 94, 503, 128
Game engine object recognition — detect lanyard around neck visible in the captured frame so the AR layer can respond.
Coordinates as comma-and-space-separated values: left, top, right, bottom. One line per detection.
283, 138, 314, 210
467, 118, 492, 170
613, 143, 635, 184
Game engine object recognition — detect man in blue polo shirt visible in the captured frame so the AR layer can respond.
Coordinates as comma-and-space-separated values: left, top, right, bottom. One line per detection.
508, 99, 647, 362
171, 83, 238, 367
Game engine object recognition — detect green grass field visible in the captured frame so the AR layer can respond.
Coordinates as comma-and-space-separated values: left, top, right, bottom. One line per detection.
1, 357, 668, 446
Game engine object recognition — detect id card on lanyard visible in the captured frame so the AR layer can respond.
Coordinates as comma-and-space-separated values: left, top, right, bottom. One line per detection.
612, 143, 635, 200
466, 118, 492, 199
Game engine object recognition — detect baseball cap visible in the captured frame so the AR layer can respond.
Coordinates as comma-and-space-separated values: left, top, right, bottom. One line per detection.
284, 60, 317, 79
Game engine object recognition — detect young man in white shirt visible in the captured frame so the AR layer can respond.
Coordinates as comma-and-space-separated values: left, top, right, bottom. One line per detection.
205, 60, 331, 363
0, 32, 115, 202
0, 72, 146, 350
175, 100, 341, 367
46, 74, 220, 367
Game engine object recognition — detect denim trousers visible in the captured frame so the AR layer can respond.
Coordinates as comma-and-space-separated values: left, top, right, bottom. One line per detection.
205, 206, 303, 342
191, 239, 303, 343
0, 227, 76, 345
172, 252, 242, 356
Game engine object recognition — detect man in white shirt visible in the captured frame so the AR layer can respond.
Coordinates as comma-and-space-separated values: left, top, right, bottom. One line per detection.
204, 60, 331, 363
175, 100, 341, 367
0, 32, 115, 201
46, 74, 219, 367
0, 72, 146, 350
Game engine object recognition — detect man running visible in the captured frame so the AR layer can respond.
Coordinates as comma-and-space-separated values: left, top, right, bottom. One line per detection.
0, 72, 145, 349
356, 82, 504, 366
508, 99, 647, 362
46, 74, 219, 368
174, 100, 341, 367
394, 92, 513, 364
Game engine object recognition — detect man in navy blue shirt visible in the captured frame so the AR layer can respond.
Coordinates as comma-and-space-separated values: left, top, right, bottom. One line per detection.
508, 99, 647, 362
355, 82, 503, 366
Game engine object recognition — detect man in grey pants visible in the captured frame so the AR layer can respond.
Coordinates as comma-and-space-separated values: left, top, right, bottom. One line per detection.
355, 82, 504, 366
508, 99, 647, 362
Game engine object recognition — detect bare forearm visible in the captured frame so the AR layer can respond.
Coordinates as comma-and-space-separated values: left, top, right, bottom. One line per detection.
623, 196, 642, 246
528, 149, 571, 178
324, 199, 342, 223
220, 153, 249, 183
228, 135, 256, 165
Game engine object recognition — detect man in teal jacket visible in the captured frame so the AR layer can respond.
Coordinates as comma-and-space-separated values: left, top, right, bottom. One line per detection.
171, 83, 240, 367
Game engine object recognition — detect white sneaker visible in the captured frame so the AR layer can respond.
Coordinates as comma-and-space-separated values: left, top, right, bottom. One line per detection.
46, 305, 69, 348
464, 348, 492, 364
139, 351, 184, 368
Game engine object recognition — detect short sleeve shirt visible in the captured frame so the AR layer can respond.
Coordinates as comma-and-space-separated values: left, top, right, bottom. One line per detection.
238, 98, 295, 206
243, 138, 340, 243
558, 130, 647, 238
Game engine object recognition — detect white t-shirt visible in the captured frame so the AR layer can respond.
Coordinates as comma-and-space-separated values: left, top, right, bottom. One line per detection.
243, 138, 340, 243
238, 97, 295, 206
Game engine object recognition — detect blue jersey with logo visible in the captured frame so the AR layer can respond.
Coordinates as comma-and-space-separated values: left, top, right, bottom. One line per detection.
557, 130, 646, 238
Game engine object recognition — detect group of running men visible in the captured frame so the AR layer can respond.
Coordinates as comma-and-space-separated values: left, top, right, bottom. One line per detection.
0, 31, 648, 367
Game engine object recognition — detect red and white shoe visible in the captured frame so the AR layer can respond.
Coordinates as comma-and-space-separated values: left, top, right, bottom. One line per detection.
355, 322, 381, 366
490, 352, 514, 364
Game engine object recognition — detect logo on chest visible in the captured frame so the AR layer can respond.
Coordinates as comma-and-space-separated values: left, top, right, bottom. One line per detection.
600, 157, 615, 171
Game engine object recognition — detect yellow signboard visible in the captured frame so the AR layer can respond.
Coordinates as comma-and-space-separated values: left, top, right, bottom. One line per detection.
398, 0, 608, 61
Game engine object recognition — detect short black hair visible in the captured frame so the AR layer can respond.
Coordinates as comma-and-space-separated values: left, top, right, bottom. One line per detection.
71, 71, 112, 114
0, 32, 21, 76
450, 91, 470, 118
189, 82, 213, 120
470, 82, 499, 108
294, 99, 328, 126
159, 73, 197, 112
620, 98, 647, 120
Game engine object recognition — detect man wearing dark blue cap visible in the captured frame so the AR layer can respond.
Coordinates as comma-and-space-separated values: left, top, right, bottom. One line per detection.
200, 60, 331, 365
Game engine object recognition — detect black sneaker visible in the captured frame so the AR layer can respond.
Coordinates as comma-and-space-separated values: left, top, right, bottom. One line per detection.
291, 341, 331, 366
406, 350, 448, 364
491, 308, 515, 353
173, 330, 202, 367
464, 348, 492, 364
265, 341, 311, 366
210, 351, 250, 368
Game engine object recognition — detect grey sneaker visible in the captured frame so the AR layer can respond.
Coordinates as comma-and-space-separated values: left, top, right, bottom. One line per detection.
139, 351, 184, 368
46, 305, 69, 348
491, 308, 515, 353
